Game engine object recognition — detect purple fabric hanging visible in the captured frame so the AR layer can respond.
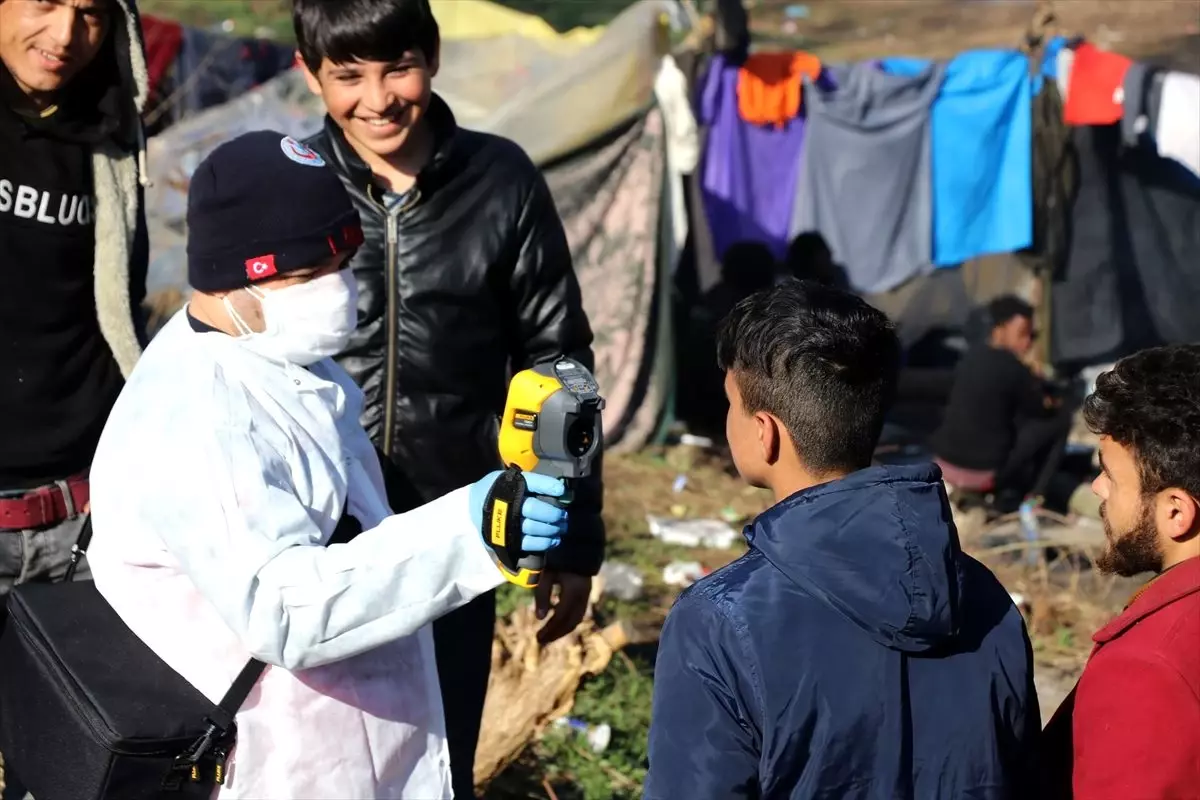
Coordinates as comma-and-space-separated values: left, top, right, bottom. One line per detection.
698, 53, 810, 261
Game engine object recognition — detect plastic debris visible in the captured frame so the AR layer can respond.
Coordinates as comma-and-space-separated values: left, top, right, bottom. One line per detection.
552, 718, 612, 753
1009, 592, 1031, 616
672, 474, 688, 493
679, 433, 714, 448
663, 560, 709, 587
719, 506, 744, 525
1018, 498, 1041, 566
648, 516, 740, 549
784, 4, 811, 20
598, 561, 645, 601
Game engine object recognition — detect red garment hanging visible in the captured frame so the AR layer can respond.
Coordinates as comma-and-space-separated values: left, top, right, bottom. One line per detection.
139, 15, 185, 101
1064, 42, 1133, 125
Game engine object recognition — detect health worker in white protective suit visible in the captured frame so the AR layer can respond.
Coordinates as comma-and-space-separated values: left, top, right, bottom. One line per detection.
85, 130, 571, 799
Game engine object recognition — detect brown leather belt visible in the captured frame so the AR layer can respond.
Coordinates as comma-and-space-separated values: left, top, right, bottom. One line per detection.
0, 474, 89, 531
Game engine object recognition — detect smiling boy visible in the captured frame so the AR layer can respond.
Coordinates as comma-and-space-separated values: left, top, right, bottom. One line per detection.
292, 1, 604, 796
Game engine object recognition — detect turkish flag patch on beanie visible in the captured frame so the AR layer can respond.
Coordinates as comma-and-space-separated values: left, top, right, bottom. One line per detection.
245, 254, 278, 281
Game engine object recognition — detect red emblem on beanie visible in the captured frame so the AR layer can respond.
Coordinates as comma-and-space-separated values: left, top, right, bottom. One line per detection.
245, 254, 278, 280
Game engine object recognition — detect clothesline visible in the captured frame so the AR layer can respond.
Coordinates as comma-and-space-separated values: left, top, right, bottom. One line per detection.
694, 37, 1200, 298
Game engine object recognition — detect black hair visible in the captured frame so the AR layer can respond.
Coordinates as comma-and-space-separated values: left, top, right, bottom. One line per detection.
721, 241, 777, 295
716, 278, 900, 473
784, 231, 848, 289
292, 0, 440, 73
987, 294, 1034, 329
1083, 344, 1200, 499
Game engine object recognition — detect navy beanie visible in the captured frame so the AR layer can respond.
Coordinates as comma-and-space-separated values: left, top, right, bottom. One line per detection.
186, 130, 363, 292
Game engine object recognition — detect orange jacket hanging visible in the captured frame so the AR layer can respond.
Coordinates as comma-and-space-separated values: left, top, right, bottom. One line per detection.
737, 52, 822, 127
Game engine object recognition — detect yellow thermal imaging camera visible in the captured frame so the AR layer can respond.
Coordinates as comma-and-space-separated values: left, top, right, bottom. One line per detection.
481, 357, 604, 588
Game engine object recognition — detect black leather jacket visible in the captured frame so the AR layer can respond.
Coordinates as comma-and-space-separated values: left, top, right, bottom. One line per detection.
304, 96, 604, 575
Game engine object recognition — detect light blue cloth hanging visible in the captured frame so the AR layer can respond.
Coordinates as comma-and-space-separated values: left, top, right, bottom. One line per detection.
790, 61, 944, 294
881, 51, 1034, 267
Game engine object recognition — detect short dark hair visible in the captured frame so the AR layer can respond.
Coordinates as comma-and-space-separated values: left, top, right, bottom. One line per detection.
987, 295, 1034, 329
292, 0, 440, 73
1083, 344, 1200, 499
716, 279, 901, 473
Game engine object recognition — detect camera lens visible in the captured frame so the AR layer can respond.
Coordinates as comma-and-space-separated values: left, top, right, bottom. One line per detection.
566, 417, 594, 457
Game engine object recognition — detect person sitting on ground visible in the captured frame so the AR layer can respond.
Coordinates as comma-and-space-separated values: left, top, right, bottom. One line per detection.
930, 294, 1068, 508
719, 239, 778, 301
644, 279, 1039, 799
784, 230, 849, 289
84, 130, 571, 799
1041, 344, 1200, 800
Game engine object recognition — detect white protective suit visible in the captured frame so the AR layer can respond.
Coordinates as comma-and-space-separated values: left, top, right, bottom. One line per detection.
87, 311, 506, 799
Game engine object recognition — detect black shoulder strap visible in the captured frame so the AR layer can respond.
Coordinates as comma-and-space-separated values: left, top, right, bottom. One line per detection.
168, 657, 269, 788
207, 658, 268, 732
63, 513, 94, 582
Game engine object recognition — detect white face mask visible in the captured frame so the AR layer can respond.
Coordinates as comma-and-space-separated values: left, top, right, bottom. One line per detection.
224, 270, 359, 366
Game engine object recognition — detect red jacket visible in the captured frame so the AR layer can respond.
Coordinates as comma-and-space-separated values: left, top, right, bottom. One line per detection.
1072, 556, 1200, 799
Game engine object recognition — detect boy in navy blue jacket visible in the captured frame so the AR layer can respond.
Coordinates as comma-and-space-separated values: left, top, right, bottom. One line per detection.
645, 280, 1039, 799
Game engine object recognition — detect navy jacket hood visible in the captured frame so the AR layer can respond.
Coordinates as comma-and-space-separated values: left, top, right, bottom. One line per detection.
645, 462, 1039, 799
750, 463, 964, 652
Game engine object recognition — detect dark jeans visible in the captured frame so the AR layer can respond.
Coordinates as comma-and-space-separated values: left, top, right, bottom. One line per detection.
995, 408, 1074, 510
0, 512, 91, 800
433, 589, 497, 800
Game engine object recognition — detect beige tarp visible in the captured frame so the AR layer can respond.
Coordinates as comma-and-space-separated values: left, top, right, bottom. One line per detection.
431, 0, 604, 49
434, 0, 672, 164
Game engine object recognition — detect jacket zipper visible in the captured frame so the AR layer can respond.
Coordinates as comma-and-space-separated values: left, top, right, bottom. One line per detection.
367, 182, 420, 458
13, 619, 195, 756
383, 212, 399, 456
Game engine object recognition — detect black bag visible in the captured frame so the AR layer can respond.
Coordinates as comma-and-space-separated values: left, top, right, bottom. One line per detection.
0, 576, 264, 799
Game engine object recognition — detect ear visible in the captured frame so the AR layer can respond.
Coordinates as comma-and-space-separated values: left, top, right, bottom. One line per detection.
754, 412, 781, 466
1157, 488, 1200, 541
298, 54, 323, 96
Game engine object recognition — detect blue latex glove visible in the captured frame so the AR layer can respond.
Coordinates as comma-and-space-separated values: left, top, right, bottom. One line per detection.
469, 471, 569, 553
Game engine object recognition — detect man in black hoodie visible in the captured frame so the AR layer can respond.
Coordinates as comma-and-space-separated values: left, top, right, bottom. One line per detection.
1, 2, 149, 795
0, 0, 148, 669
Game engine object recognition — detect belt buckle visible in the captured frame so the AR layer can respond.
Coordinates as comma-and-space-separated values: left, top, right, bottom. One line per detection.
0, 478, 80, 529
54, 479, 78, 520
22, 481, 74, 528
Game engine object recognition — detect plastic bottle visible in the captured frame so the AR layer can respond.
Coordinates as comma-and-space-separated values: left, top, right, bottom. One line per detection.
1018, 498, 1041, 566
552, 718, 612, 753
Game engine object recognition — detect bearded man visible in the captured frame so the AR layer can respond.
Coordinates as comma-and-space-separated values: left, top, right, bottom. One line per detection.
1041, 343, 1199, 799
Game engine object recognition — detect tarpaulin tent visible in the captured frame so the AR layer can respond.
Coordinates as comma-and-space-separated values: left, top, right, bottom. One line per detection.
138, 14, 296, 131
143, 0, 679, 451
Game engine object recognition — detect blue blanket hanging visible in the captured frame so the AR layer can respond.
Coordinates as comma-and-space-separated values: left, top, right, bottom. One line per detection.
881, 51, 1034, 268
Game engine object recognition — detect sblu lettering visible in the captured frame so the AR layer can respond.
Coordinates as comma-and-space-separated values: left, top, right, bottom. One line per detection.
0, 179, 93, 226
